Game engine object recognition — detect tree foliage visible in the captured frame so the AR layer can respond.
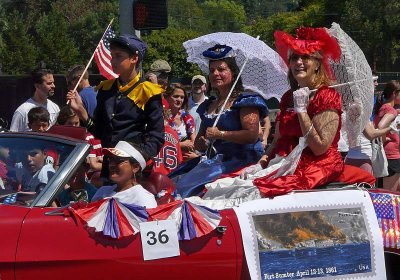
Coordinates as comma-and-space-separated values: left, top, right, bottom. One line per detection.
142, 28, 202, 80
0, 0, 117, 74
243, 2, 325, 47
0, 0, 399, 76
35, 8, 80, 73
199, 0, 246, 32
338, 0, 400, 70
0, 10, 37, 74
168, 0, 205, 32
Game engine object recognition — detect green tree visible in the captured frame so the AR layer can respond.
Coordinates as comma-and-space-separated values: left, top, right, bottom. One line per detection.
1, 0, 118, 74
52, 0, 118, 70
0, 2, 6, 58
0, 10, 37, 74
384, 1, 400, 65
243, 2, 326, 47
34, 8, 80, 73
143, 28, 202, 80
239, 0, 299, 21
200, 0, 247, 32
168, 0, 206, 32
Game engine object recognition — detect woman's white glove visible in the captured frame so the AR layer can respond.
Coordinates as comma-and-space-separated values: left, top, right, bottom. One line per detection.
240, 163, 263, 180
293, 87, 311, 113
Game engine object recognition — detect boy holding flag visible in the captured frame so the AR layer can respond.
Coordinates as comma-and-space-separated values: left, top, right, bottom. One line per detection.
67, 34, 165, 177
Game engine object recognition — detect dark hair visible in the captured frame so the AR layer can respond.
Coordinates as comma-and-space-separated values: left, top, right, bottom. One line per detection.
57, 106, 77, 125
66, 65, 88, 84
126, 141, 150, 179
31, 68, 53, 85
28, 107, 50, 125
373, 80, 400, 115
109, 42, 142, 71
164, 84, 189, 111
157, 72, 169, 85
209, 57, 244, 97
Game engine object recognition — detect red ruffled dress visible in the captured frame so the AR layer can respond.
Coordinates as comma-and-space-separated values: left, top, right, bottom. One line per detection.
254, 86, 344, 197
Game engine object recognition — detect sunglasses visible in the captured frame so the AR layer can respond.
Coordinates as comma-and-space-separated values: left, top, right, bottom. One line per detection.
289, 54, 313, 62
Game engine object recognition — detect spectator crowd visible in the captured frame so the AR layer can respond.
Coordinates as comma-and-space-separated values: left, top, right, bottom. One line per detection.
2, 29, 399, 208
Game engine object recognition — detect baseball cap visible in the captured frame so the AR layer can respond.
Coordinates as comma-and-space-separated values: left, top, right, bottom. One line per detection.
150, 59, 171, 74
109, 34, 147, 60
191, 75, 207, 84
103, 141, 146, 170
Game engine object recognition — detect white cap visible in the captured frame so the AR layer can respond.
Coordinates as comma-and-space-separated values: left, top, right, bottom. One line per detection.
191, 75, 207, 84
103, 141, 146, 170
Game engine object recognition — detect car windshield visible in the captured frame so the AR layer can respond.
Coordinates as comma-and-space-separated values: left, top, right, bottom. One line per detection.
0, 136, 76, 207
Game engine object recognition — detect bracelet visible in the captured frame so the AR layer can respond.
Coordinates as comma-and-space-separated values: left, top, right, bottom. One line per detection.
84, 118, 94, 129
220, 130, 225, 139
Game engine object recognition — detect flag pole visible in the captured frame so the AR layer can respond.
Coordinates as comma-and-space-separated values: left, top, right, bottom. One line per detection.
67, 18, 115, 104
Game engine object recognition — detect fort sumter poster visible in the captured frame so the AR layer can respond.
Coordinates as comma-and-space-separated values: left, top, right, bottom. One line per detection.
234, 189, 386, 280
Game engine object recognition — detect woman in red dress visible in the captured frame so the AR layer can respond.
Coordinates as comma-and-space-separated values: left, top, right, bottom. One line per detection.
254, 27, 344, 197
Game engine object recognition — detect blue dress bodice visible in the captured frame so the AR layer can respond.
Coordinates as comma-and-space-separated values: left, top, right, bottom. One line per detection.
197, 92, 268, 163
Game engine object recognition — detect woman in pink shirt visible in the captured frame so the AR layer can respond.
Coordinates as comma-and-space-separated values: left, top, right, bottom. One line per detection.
374, 80, 400, 190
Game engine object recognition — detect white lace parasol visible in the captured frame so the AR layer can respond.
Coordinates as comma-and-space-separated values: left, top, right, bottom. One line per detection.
183, 32, 290, 101
328, 23, 375, 148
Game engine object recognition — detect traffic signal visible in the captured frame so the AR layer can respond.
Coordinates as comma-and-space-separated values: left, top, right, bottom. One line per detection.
133, 0, 168, 30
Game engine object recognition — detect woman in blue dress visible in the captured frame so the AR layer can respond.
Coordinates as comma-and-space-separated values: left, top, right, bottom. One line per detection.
171, 45, 268, 198
194, 45, 268, 169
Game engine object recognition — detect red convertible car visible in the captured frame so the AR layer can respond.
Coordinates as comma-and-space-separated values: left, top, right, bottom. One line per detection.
0, 131, 398, 280
0, 131, 249, 280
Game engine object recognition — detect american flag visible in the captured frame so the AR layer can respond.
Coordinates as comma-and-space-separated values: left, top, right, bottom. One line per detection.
370, 192, 400, 249
94, 26, 119, 80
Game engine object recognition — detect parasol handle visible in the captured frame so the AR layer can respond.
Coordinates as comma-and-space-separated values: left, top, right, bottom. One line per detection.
309, 77, 377, 93
211, 35, 260, 128
206, 36, 260, 158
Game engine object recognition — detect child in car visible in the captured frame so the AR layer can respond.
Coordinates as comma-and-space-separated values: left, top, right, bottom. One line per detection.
57, 106, 103, 186
91, 141, 157, 208
58, 163, 97, 206
20, 143, 55, 193
27, 107, 59, 168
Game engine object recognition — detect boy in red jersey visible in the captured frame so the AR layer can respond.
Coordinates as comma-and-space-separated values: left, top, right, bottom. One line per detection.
153, 100, 182, 175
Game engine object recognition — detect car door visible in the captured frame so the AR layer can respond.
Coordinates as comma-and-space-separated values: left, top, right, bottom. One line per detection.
10, 132, 246, 280
0, 204, 30, 280
0, 133, 86, 280
15, 207, 245, 280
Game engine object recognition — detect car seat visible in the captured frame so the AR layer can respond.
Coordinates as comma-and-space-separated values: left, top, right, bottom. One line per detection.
141, 171, 176, 205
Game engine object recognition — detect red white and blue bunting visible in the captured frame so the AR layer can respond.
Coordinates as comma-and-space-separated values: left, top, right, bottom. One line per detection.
69, 198, 222, 240
147, 200, 222, 240
70, 198, 148, 239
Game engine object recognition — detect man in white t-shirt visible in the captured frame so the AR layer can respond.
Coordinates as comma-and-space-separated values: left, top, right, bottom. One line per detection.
10, 68, 60, 132
188, 75, 208, 134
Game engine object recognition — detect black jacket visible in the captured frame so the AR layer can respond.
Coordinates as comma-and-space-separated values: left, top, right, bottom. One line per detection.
89, 76, 164, 158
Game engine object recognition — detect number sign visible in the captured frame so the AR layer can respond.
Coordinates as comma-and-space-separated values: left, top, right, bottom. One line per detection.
140, 220, 180, 261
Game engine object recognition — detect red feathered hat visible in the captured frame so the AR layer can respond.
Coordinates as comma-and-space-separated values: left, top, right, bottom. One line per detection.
274, 27, 341, 79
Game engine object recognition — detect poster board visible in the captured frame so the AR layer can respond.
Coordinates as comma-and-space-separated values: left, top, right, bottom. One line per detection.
234, 189, 386, 280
